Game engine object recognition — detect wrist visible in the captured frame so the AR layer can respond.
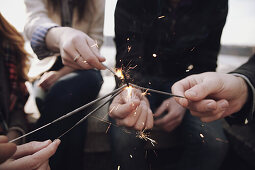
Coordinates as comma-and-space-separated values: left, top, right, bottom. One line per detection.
45, 27, 66, 52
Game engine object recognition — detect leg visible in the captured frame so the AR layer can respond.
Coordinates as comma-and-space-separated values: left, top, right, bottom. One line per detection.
31, 70, 103, 170
109, 118, 148, 170
178, 112, 229, 170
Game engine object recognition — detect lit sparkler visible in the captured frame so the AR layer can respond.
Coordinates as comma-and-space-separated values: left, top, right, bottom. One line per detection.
136, 130, 157, 146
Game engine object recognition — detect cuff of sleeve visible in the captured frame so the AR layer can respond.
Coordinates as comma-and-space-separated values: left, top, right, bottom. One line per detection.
231, 73, 255, 123
31, 24, 59, 60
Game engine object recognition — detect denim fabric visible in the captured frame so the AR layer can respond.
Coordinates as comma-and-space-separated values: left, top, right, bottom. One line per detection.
30, 69, 103, 170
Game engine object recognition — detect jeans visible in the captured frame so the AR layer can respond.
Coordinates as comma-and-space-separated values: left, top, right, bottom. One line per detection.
30, 69, 103, 170
109, 79, 228, 170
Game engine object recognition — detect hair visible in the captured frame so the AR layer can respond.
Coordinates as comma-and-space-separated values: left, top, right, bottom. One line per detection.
0, 13, 30, 82
47, 0, 90, 21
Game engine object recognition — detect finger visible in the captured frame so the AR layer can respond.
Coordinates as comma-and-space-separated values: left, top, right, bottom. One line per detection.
145, 108, 154, 129
0, 143, 17, 164
37, 160, 49, 170
154, 110, 178, 126
163, 120, 180, 132
187, 99, 217, 113
13, 140, 51, 159
76, 38, 105, 70
74, 54, 93, 70
61, 49, 86, 70
0, 135, 8, 143
154, 100, 168, 117
134, 101, 148, 130
109, 100, 140, 119
190, 99, 229, 119
10, 139, 60, 170
184, 79, 221, 102
119, 101, 142, 128
86, 38, 106, 62
200, 110, 225, 122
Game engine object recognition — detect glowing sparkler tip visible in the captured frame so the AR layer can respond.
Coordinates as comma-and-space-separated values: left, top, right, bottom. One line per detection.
200, 133, 204, 138
158, 15, 165, 19
115, 69, 124, 79
152, 53, 157, 58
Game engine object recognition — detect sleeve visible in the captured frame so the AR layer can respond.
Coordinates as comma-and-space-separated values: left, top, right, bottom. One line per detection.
24, 0, 59, 59
87, 0, 105, 48
228, 54, 255, 124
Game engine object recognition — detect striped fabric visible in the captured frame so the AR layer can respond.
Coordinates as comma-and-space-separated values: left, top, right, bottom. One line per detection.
31, 25, 58, 59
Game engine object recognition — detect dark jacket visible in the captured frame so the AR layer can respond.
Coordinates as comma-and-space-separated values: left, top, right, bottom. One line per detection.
114, 0, 228, 85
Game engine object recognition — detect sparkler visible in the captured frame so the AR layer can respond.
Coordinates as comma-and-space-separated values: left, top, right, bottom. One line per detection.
130, 84, 185, 98
10, 85, 127, 143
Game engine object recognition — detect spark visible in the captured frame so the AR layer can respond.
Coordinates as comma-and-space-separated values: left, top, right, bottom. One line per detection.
200, 133, 204, 138
125, 85, 134, 102
115, 69, 124, 79
186, 64, 193, 72
130, 154, 133, 158
141, 89, 149, 96
136, 130, 157, 146
127, 37, 130, 41
245, 118, 249, 124
117, 165, 121, 170
216, 138, 229, 143
105, 123, 111, 134
190, 47, 195, 51
158, 15, 165, 19
152, 53, 157, 58
127, 46, 132, 52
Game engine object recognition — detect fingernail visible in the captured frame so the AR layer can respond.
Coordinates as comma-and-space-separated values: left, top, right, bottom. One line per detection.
219, 100, 228, 109
207, 102, 216, 110
53, 139, 61, 145
186, 90, 197, 97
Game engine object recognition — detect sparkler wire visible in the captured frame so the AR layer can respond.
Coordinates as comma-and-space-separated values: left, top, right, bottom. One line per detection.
57, 86, 125, 139
131, 84, 185, 98
101, 63, 119, 77
9, 85, 126, 143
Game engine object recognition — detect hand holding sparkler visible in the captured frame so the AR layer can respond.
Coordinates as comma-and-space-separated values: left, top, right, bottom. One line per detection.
154, 98, 186, 132
171, 72, 248, 122
109, 87, 154, 130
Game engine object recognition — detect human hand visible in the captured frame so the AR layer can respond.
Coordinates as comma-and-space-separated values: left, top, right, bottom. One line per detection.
38, 71, 61, 90
171, 72, 249, 122
46, 27, 105, 70
154, 98, 186, 132
0, 136, 17, 164
109, 88, 154, 130
0, 139, 61, 170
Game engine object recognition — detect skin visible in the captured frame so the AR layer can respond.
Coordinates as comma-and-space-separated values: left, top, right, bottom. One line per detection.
171, 72, 249, 122
0, 136, 60, 170
45, 27, 106, 70
109, 88, 154, 130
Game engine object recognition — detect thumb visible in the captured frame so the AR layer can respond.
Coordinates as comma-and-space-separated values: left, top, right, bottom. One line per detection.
184, 80, 220, 101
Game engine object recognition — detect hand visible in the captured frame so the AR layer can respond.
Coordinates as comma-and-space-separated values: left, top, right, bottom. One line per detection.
38, 71, 61, 90
109, 88, 154, 130
171, 72, 249, 122
0, 139, 61, 170
46, 27, 106, 70
0, 136, 17, 164
154, 98, 186, 132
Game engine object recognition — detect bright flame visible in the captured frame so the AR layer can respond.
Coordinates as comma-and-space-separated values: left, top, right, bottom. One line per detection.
125, 85, 133, 98
115, 69, 124, 79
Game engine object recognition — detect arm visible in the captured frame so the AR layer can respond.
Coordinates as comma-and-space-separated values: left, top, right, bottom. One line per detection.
24, 0, 106, 70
